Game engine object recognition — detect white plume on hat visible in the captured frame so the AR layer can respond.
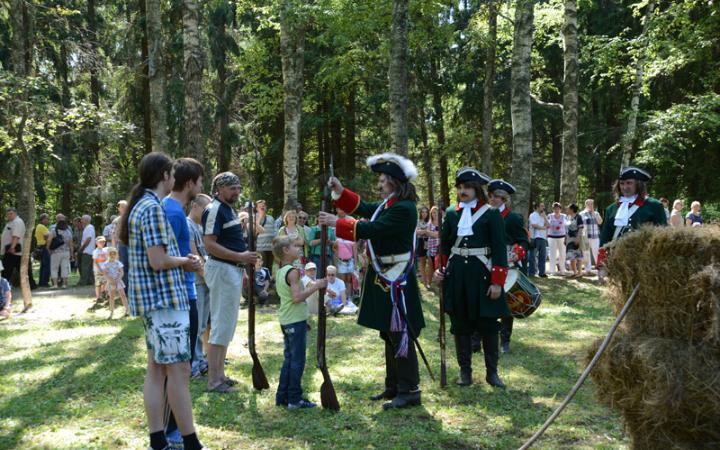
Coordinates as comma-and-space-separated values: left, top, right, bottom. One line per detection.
366, 152, 418, 182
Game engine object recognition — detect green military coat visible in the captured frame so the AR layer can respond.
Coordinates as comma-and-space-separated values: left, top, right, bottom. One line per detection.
503, 209, 530, 258
441, 205, 510, 334
351, 198, 425, 334
599, 197, 667, 246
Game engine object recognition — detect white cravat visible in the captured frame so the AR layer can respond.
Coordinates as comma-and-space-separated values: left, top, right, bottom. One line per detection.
458, 199, 478, 236
498, 204, 506, 213
614, 195, 638, 227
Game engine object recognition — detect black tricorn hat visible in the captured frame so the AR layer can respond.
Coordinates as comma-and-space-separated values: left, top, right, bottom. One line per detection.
488, 179, 516, 195
619, 166, 651, 182
455, 167, 491, 185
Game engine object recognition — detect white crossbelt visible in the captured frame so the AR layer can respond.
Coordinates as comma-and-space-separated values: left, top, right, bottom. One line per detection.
447, 204, 493, 271
612, 204, 640, 240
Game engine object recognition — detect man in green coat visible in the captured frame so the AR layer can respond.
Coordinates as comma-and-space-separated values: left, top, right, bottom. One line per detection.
318, 152, 425, 410
434, 168, 510, 389
598, 167, 667, 267
487, 179, 529, 354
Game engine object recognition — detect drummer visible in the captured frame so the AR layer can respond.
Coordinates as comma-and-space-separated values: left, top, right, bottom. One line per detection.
434, 168, 509, 389
486, 179, 529, 354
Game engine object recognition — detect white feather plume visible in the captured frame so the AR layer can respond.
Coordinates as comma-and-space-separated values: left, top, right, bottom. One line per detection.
365, 152, 418, 181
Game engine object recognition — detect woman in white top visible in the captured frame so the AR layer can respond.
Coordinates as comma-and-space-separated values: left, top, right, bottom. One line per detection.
547, 202, 568, 275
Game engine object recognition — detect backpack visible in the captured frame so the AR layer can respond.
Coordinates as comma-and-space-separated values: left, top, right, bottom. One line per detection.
49, 232, 65, 250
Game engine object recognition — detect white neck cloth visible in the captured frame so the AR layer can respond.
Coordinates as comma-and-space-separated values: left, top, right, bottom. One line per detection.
458, 199, 478, 236
614, 195, 638, 227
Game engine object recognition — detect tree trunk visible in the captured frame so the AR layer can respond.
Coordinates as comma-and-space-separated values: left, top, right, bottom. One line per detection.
145, 0, 169, 152
419, 107, 435, 206
183, 0, 204, 162
620, 0, 655, 168
430, 59, 450, 207
280, 0, 305, 210
481, 0, 497, 174
10, 0, 35, 311
559, 0, 579, 206
139, 0, 152, 153
509, 0, 535, 219
388, 0, 409, 156
344, 87, 356, 179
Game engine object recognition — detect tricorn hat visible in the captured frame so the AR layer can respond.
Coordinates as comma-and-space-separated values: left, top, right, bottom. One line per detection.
619, 166, 651, 182
455, 167, 491, 185
488, 179, 516, 195
366, 153, 418, 182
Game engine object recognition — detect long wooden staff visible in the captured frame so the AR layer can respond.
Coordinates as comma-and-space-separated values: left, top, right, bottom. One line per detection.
316, 158, 340, 410
437, 203, 447, 388
246, 201, 269, 390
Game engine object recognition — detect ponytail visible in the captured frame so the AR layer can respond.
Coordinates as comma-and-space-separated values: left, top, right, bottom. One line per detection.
117, 152, 175, 245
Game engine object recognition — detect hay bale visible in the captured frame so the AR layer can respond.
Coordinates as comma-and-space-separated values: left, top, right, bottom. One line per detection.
606, 226, 720, 343
588, 335, 720, 450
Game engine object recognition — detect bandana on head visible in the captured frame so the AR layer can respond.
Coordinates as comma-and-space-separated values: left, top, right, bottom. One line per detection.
212, 172, 240, 191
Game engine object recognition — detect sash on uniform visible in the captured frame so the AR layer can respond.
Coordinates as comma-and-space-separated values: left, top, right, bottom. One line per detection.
366, 195, 416, 358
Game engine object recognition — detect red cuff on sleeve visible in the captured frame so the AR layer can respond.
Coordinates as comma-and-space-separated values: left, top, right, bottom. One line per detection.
336, 218, 358, 241
597, 247, 607, 268
436, 254, 448, 271
513, 244, 526, 261
491, 265, 508, 286
334, 188, 360, 215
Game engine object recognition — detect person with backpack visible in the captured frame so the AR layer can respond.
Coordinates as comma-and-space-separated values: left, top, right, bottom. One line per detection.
48, 214, 74, 289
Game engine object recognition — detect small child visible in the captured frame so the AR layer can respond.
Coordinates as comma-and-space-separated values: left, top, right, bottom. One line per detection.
272, 236, 327, 410
0, 274, 12, 319
101, 247, 129, 319
254, 255, 272, 305
92, 236, 108, 305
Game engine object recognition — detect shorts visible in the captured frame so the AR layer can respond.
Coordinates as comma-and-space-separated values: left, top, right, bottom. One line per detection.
142, 309, 191, 364
337, 258, 354, 274
204, 258, 244, 347
566, 249, 583, 261
94, 273, 106, 287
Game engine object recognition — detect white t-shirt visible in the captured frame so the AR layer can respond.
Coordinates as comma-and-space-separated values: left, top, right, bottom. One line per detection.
528, 212, 547, 240
81, 225, 97, 255
326, 277, 346, 304
92, 247, 108, 273
1, 216, 26, 255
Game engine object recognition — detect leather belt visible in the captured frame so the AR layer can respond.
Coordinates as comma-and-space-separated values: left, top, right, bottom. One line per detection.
450, 246, 491, 258
210, 255, 244, 268
377, 252, 412, 265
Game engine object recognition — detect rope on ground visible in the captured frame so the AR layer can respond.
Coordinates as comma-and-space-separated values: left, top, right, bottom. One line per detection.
518, 282, 641, 450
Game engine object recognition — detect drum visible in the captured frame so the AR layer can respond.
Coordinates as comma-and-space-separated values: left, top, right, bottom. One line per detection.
503, 269, 542, 319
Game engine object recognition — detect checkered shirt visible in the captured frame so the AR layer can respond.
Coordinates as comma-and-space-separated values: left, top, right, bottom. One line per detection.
127, 190, 189, 316
581, 210, 601, 239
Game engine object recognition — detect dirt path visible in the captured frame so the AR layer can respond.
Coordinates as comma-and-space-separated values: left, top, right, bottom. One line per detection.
1, 285, 105, 325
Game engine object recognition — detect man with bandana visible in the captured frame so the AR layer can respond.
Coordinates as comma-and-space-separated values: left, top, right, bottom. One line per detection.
598, 167, 667, 267
318, 152, 425, 410
202, 171, 257, 393
434, 168, 509, 389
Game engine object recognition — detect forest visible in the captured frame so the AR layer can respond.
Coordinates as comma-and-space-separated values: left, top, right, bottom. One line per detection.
1, 0, 719, 223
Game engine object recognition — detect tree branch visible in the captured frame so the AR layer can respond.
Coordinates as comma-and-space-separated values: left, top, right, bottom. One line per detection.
531, 94, 563, 113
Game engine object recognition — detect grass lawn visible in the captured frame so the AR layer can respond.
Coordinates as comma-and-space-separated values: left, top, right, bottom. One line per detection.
0, 275, 629, 449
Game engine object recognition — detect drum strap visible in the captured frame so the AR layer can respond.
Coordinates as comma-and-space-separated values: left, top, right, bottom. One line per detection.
612, 204, 640, 241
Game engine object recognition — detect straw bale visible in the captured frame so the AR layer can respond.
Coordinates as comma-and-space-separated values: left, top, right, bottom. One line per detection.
606, 226, 720, 342
588, 335, 720, 450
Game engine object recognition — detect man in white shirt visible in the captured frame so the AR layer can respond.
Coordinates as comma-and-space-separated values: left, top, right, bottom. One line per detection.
1, 207, 27, 286
528, 202, 549, 278
325, 265, 357, 315
77, 215, 96, 286
580, 199, 603, 274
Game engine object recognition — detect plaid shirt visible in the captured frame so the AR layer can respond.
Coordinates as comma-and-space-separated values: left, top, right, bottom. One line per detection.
581, 210, 601, 239
426, 223, 439, 257
127, 190, 189, 316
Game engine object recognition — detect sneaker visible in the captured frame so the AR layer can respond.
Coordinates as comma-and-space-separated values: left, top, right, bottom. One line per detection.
166, 429, 183, 448
340, 302, 358, 314
288, 399, 316, 410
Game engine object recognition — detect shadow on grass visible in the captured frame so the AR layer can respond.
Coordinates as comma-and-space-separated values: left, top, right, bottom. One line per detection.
0, 319, 143, 448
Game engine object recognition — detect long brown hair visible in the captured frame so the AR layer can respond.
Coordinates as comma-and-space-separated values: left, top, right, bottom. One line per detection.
117, 152, 174, 245
612, 180, 647, 201
386, 174, 418, 202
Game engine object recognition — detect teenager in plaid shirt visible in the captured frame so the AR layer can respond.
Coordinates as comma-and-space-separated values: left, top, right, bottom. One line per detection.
117, 152, 205, 450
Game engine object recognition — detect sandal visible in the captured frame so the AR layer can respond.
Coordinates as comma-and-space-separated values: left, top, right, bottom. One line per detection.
206, 381, 235, 393
223, 377, 239, 386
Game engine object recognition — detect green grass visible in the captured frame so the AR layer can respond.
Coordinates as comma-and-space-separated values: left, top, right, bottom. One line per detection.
0, 277, 629, 449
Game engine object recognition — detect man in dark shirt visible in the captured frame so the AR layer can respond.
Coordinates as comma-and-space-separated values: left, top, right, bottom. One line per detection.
202, 172, 257, 393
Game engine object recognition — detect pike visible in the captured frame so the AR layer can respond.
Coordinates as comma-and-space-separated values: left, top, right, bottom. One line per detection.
316, 156, 341, 411
437, 202, 447, 388
246, 200, 270, 391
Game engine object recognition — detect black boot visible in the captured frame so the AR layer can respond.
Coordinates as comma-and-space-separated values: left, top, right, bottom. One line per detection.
471, 331, 483, 353
500, 317, 513, 353
454, 334, 473, 386
483, 333, 506, 389
382, 389, 421, 410
372, 333, 398, 401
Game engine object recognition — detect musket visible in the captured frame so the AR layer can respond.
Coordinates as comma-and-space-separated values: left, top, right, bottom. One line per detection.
246, 200, 269, 391
316, 156, 340, 410
437, 202, 447, 388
